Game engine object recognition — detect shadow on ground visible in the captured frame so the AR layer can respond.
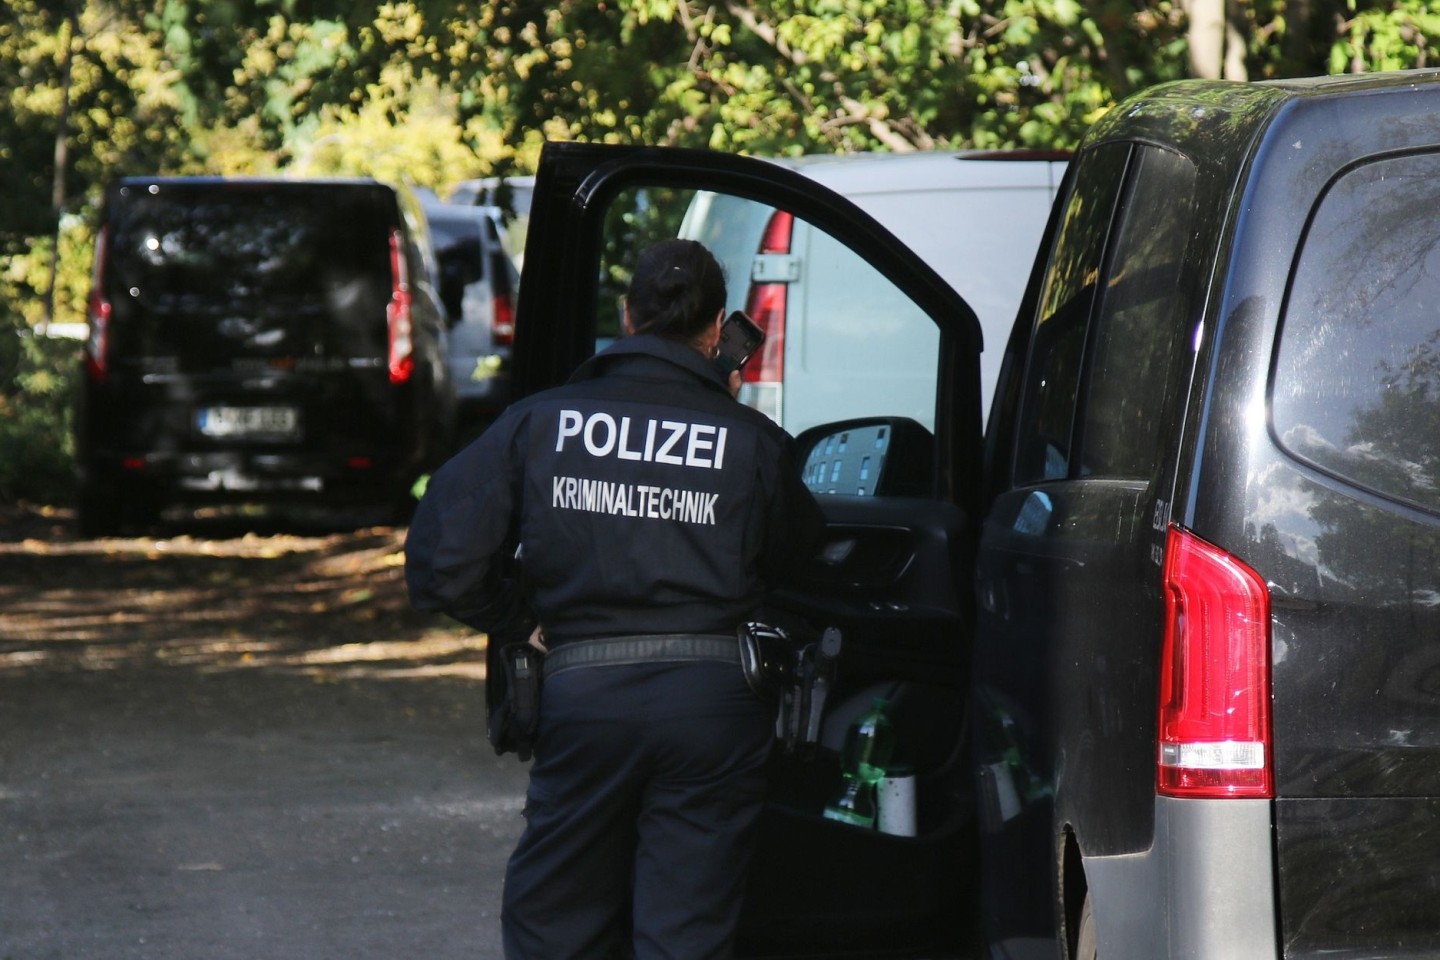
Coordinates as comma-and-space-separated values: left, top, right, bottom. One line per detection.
0, 501, 485, 679
0, 502, 526, 960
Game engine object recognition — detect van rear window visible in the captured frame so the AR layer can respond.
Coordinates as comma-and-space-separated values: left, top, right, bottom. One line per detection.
103, 181, 396, 362
108, 183, 393, 298
1274, 151, 1440, 516
428, 215, 486, 320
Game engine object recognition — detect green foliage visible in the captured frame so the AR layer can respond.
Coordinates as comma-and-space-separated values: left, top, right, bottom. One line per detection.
468, 0, 1189, 158
0, 329, 79, 504
1331, 0, 1440, 73
4, 0, 1440, 508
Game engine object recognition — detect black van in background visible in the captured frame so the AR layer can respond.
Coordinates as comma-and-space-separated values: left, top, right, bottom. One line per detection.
76, 177, 456, 534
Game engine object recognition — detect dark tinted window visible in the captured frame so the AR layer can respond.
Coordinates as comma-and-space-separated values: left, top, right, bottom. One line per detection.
1078, 146, 1196, 479
107, 183, 393, 299
1274, 151, 1440, 514
1013, 143, 1129, 484
104, 181, 397, 360
429, 214, 486, 319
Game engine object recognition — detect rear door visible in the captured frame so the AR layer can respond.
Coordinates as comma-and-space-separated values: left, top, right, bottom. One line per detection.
512, 142, 989, 957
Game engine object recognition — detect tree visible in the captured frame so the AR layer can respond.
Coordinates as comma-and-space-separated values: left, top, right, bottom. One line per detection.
458, 0, 1189, 159
8, 0, 1440, 505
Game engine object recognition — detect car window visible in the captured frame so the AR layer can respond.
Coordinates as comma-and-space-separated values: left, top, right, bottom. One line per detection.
598, 185, 698, 344
106, 185, 392, 300
1273, 150, 1440, 515
599, 184, 942, 438
1077, 145, 1197, 479
1012, 143, 1130, 485
784, 225, 939, 434
103, 182, 396, 360
430, 216, 486, 320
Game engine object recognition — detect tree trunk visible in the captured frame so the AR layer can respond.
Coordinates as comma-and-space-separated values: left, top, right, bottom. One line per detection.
1186, 0, 1247, 80
42, 8, 79, 334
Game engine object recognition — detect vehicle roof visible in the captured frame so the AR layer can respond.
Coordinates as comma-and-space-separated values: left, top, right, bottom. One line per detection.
112, 175, 392, 188
1085, 69, 1440, 163
445, 176, 536, 208
767, 149, 1068, 193
424, 202, 506, 223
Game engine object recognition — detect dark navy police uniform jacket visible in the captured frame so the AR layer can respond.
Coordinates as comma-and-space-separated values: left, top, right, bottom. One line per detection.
405, 334, 823, 644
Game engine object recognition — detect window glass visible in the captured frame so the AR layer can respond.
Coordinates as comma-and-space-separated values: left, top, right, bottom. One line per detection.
1078, 146, 1196, 479
1273, 151, 1440, 514
107, 184, 392, 301
784, 226, 938, 435
599, 186, 699, 345
105, 182, 395, 361
429, 215, 485, 320
1012, 143, 1130, 485
596, 184, 942, 441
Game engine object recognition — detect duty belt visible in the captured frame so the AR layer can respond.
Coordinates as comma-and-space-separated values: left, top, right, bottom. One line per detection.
543, 633, 738, 679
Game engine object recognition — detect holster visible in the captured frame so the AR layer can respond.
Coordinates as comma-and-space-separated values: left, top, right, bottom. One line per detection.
738, 622, 795, 701
486, 641, 542, 761
740, 623, 844, 759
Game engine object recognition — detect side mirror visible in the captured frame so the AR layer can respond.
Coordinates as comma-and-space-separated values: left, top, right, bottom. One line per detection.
794, 417, 933, 498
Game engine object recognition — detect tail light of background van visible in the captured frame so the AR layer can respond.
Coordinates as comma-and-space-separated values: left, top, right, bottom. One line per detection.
491, 290, 516, 347
740, 210, 794, 423
1158, 525, 1274, 799
387, 229, 415, 384
84, 225, 111, 383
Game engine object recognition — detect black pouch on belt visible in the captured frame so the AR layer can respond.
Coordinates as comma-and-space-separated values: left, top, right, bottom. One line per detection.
487, 642, 542, 761
738, 622, 796, 701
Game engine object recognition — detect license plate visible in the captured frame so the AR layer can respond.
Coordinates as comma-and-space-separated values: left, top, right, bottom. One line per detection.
196, 405, 299, 439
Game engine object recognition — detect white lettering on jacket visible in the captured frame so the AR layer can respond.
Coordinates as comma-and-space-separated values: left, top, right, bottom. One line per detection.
556, 409, 728, 470
551, 475, 719, 525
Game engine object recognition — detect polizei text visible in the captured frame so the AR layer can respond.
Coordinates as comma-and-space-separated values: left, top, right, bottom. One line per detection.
555, 410, 729, 470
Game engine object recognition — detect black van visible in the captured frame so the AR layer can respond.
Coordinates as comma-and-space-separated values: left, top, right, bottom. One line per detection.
76, 177, 456, 534
504, 69, 1440, 959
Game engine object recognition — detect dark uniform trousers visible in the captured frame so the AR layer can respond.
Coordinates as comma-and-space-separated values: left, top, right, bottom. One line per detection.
502, 658, 774, 960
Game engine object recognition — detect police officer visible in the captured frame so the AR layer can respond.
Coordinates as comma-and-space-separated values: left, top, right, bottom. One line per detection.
405, 238, 823, 959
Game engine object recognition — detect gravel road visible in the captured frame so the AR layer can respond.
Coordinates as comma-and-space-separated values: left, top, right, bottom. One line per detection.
0, 504, 531, 960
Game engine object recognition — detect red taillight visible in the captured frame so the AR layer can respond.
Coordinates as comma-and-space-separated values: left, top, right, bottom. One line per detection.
492, 292, 515, 346
85, 226, 111, 383
742, 210, 792, 393
387, 229, 415, 384
758, 208, 793, 255
743, 283, 786, 385
1158, 525, 1274, 799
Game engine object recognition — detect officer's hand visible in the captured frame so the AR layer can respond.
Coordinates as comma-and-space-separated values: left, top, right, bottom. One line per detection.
528, 626, 548, 655
727, 370, 742, 399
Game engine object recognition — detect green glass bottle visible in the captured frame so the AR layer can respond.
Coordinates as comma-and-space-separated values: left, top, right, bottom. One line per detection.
823, 698, 896, 827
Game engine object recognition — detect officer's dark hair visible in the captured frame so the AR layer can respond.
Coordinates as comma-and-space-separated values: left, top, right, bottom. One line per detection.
626, 239, 727, 343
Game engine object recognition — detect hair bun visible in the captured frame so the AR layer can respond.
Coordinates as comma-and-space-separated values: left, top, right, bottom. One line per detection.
625, 239, 727, 341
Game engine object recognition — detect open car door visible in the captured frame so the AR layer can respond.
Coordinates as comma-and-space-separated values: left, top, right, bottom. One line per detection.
512, 142, 987, 958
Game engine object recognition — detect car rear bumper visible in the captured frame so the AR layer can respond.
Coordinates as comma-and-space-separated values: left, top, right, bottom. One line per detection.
80, 447, 418, 503
1083, 796, 1277, 958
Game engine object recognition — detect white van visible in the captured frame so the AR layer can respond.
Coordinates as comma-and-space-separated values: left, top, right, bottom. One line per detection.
679, 151, 1065, 433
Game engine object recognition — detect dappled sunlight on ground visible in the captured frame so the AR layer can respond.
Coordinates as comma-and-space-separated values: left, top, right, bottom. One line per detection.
0, 504, 487, 680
